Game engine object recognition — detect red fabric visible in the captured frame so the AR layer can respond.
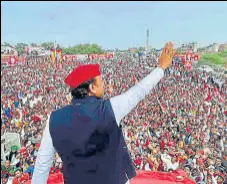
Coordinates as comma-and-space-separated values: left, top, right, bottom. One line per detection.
144, 138, 149, 147
130, 170, 196, 184
213, 88, 224, 103
147, 159, 154, 169
18, 147, 27, 153
64, 64, 101, 88
31, 115, 41, 122
27, 170, 195, 184
160, 141, 165, 150
157, 161, 163, 171
136, 139, 139, 147
204, 88, 212, 101
35, 143, 40, 148
224, 110, 227, 116
106, 73, 110, 79
167, 141, 175, 147
186, 127, 190, 133
25, 173, 63, 184
12, 173, 29, 184
134, 158, 142, 166
165, 132, 170, 140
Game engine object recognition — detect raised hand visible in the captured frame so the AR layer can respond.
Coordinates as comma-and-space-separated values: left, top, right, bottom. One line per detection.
158, 42, 176, 70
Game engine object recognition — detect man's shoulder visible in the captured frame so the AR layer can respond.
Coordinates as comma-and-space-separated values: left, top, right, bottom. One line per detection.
49, 105, 73, 125
100, 98, 112, 110
51, 105, 72, 116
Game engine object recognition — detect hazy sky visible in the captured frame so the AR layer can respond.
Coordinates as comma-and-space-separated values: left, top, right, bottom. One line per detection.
1, 1, 227, 49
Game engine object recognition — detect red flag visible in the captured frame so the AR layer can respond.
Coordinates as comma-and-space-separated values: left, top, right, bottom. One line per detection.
204, 88, 212, 102
213, 88, 224, 103
133, 75, 137, 83
144, 138, 149, 147
136, 139, 139, 147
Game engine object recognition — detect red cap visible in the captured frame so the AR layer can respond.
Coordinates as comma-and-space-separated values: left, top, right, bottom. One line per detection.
36, 143, 40, 148
64, 64, 101, 88
19, 147, 27, 153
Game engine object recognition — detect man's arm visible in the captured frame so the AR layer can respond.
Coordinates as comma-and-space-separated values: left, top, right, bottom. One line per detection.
110, 42, 175, 126
110, 67, 164, 125
31, 115, 55, 184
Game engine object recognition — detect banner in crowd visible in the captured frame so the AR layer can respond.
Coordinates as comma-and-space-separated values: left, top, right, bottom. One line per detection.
174, 53, 199, 62
174, 53, 200, 70
62, 55, 77, 61
62, 53, 114, 61
1, 133, 21, 161
88, 53, 114, 60
26, 170, 195, 184
1, 55, 26, 66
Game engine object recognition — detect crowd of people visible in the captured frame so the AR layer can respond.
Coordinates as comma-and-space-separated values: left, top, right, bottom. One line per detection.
1, 53, 226, 184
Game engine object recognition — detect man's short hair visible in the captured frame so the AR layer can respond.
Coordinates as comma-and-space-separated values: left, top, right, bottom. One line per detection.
71, 78, 95, 98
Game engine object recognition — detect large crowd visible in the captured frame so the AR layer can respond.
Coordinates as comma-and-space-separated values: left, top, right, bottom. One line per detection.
1, 53, 226, 184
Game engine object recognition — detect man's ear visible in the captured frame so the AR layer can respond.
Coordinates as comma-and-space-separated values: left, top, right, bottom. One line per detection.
88, 83, 96, 94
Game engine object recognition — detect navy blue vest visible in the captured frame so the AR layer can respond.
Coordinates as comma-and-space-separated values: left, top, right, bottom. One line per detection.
49, 96, 136, 184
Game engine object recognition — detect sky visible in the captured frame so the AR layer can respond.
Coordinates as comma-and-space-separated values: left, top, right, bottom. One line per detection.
1, 1, 227, 49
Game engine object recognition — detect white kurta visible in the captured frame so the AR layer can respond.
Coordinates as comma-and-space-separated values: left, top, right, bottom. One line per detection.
32, 67, 164, 184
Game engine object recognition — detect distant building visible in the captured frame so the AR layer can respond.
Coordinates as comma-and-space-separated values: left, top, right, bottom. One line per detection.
204, 43, 219, 53
218, 43, 227, 52
178, 42, 197, 53
29, 46, 46, 56
1, 45, 17, 55
128, 48, 137, 52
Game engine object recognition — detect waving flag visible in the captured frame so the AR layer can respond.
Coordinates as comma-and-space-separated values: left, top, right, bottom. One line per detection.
213, 88, 224, 103
204, 85, 212, 102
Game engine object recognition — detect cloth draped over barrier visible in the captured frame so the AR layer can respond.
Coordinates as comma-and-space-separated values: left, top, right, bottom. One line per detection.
130, 170, 196, 184
25, 169, 196, 184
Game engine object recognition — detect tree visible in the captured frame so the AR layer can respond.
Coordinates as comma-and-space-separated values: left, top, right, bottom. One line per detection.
176, 48, 182, 54
2, 42, 12, 47
62, 43, 104, 54
41, 42, 54, 50
15, 43, 28, 55
138, 47, 145, 51
31, 43, 37, 47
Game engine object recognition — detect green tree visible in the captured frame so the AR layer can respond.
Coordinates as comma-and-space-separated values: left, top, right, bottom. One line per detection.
31, 43, 37, 47
41, 42, 54, 50
138, 47, 145, 51
62, 43, 104, 54
2, 42, 12, 47
15, 43, 28, 55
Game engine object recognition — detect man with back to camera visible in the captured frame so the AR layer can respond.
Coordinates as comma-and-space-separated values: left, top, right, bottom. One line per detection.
32, 42, 175, 184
